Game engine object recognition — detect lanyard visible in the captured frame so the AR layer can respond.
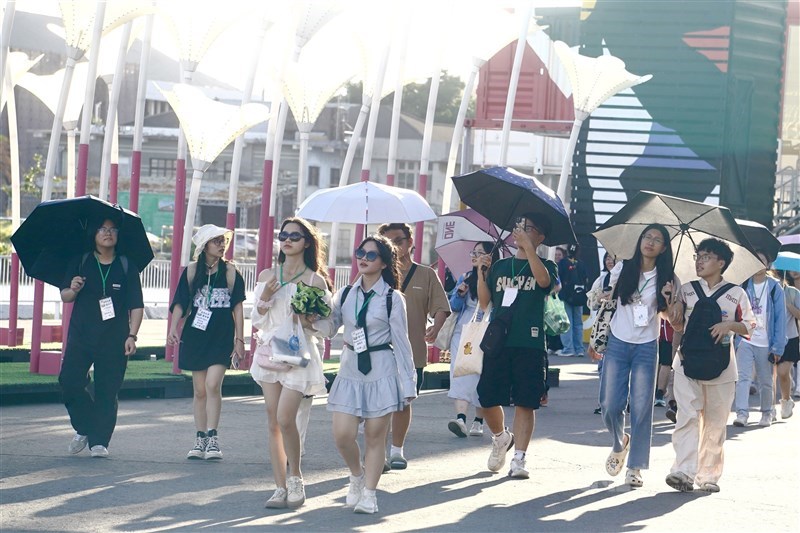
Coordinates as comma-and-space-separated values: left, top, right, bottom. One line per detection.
511, 257, 529, 280
205, 268, 219, 308
750, 280, 767, 305
280, 264, 307, 287
95, 256, 113, 297
637, 275, 653, 295
355, 290, 376, 323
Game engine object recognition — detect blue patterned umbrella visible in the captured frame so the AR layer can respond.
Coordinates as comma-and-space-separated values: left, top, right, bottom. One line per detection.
451, 166, 576, 246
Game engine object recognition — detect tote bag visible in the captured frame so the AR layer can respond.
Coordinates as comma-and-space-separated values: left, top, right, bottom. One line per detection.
454, 305, 491, 377
434, 311, 458, 350
589, 294, 617, 354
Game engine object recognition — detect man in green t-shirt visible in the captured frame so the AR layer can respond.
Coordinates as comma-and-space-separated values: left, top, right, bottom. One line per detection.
476, 212, 558, 480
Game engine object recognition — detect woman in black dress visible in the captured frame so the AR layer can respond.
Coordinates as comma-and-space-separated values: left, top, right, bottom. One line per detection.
168, 225, 245, 460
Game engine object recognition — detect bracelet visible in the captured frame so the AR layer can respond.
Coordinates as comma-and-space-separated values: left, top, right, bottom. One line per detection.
128, 334, 138, 341
234, 337, 245, 344
256, 298, 274, 310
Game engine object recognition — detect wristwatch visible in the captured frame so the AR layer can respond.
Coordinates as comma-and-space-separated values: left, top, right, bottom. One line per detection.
128, 334, 138, 341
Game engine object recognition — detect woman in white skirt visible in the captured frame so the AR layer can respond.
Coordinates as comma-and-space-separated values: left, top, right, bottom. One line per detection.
251, 217, 333, 509
445, 241, 498, 438
317, 234, 416, 514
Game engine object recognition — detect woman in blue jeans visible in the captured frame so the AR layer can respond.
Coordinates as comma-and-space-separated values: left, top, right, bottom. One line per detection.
591, 224, 675, 487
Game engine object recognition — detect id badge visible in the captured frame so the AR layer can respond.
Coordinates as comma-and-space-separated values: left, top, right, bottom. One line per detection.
99, 297, 115, 321
192, 307, 212, 331
755, 315, 765, 330
633, 303, 649, 327
502, 288, 519, 307
352, 327, 368, 353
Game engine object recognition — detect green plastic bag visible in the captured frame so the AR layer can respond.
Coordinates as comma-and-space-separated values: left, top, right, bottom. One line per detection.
544, 294, 570, 336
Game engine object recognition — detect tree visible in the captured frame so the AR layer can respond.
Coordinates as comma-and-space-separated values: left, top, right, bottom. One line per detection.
345, 71, 472, 125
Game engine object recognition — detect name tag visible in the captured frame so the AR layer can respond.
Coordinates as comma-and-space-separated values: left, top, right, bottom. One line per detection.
192, 307, 212, 330
755, 315, 765, 330
352, 327, 368, 353
502, 288, 519, 307
633, 303, 649, 327
530, 327, 539, 338
99, 297, 115, 321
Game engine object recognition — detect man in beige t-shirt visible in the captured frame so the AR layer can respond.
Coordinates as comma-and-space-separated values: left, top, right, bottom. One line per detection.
379, 223, 451, 470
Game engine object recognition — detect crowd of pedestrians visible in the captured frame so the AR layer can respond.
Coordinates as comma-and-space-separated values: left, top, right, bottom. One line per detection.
55, 211, 800, 513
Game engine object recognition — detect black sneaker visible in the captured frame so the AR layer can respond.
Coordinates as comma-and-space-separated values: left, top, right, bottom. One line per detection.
187, 434, 208, 460
205, 435, 222, 460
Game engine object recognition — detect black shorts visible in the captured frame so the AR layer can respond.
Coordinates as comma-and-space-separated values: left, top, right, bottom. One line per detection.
780, 337, 800, 364
658, 339, 673, 366
477, 346, 546, 409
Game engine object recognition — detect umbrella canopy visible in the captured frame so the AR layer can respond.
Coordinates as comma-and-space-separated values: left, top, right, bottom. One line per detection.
779, 234, 800, 255
593, 191, 763, 285
451, 166, 576, 246
296, 181, 436, 224
435, 209, 515, 276
773, 251, 800, 273
735, 219, 781, 263
11, 196, 154, 287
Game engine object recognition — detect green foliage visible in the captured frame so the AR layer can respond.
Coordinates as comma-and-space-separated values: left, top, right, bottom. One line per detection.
0, 152, 50, 202
290, 282, 332, 317
345, 71, 471, 124
0, 219, 11, 255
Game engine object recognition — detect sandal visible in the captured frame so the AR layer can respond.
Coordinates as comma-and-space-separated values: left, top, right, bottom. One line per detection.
625, 468, 643, 487
605, 433, 630, 476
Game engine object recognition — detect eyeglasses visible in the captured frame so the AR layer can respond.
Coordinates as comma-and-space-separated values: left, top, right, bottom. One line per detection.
355, 249, 380, 262
390, 237, 408, 246
642, 234, 664, 245
693, 253, 716, 263
278, 231, 305, 242
469, 250, 488, 258
209, 236, 227, 246
96, 227, 119, 235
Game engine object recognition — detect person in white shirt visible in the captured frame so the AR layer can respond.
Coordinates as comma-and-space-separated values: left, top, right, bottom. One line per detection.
664, 238, 756, 493
732, 251, 787, 427
775, 269, 800, 418
590, 224, 676, 488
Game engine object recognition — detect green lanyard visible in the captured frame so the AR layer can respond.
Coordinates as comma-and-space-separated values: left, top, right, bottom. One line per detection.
95, 256, 113, 297
280, 264, 307, 287
511, 257, 529, 280
637, 275, 653, 300
355, 290, 376, 323
205, 268, 219, 308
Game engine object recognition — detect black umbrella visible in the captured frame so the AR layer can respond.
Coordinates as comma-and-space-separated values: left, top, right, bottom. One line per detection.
11, 196, 154, 287
452, 166, 576, 246
592, 191, 763, 285
735, 219, 781, 263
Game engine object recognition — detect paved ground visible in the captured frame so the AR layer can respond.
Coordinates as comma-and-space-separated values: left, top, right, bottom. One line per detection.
1, 357, 799, 532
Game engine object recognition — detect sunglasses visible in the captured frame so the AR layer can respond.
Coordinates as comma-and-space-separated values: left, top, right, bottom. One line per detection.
355, 249, 380, 262
278, 231, 305, 242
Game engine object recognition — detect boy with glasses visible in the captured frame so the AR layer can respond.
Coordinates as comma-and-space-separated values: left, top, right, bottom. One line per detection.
663, 238, 756, 493
377, 223, 451, 470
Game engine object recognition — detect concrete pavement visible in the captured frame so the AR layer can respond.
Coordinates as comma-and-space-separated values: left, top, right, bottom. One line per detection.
1, 357, 798, 532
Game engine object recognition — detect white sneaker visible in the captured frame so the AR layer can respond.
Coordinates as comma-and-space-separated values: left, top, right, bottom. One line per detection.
89, 445, 109, 458
204, 435, 222, 460
345, 470, 366, 507
353, 489, 378, 514
186, 434, 208, 460
469, 421, 484, 436
487, 429, 514, 472
733, 413, 748, 427
781, 399, 794, 419
286, 476, 305, 508
448, 418, 468, 438
758, 412, 772, 427
68, 433, 88, 454
264, 488, 288, 509
508, 456, 529, 479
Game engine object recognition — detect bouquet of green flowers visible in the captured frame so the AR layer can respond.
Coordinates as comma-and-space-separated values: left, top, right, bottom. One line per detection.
290, 282, 331, 317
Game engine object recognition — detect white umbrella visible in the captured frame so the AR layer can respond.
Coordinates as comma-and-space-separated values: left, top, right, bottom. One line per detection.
296, 181, 436, 225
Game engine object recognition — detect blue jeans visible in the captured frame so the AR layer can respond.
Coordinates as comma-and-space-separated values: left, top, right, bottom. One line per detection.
734, 342, 773, 416
559, 302, 585, 355
599, 332, 658, 469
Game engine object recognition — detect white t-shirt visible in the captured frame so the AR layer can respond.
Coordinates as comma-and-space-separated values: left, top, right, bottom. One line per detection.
608, 262, 661, 344
743, 280, 769, 348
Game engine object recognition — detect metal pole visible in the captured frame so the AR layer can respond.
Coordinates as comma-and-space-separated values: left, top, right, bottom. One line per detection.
129, 13, 154, 212
499, 1, 534, 166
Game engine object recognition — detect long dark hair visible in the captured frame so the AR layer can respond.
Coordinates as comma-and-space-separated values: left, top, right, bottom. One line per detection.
358, 234, 400, 290
464, 241, 500, 299
191, 251, 232, 299
277, 217, 333, 290
616, 224, 673, 311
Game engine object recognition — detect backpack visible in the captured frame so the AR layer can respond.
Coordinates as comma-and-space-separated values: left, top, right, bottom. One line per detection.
680, 281, 735, 380
340, 285, 393, 319
560, 259, 588, 307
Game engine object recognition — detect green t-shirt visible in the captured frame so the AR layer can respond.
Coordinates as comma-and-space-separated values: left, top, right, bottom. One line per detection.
487, 255, 558, 350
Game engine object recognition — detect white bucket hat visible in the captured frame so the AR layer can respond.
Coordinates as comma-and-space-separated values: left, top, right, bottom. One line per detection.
192, 224, 232, 260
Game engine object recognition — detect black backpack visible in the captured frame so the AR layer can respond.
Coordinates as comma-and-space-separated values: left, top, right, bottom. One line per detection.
340, 285, 393, 319
680, 281, 735, 380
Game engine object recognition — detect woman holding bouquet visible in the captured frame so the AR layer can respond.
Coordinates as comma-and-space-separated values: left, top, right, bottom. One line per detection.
251, 217, 333, 509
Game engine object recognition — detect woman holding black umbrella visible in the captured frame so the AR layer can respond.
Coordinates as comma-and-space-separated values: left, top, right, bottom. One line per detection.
59, 217, 144, 458
590, 224, 676, 488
